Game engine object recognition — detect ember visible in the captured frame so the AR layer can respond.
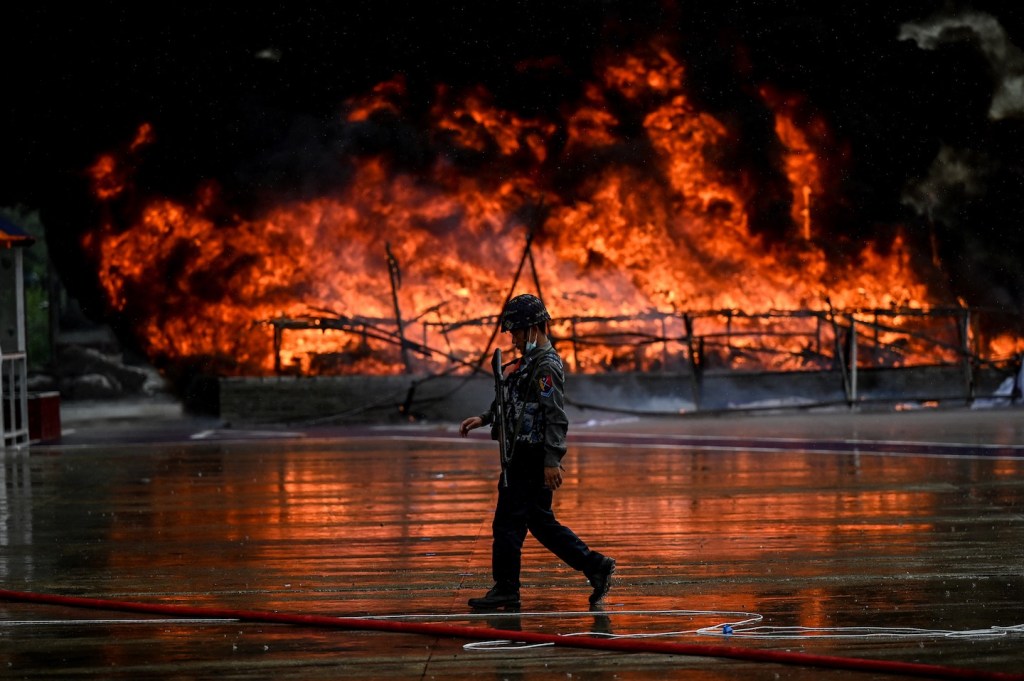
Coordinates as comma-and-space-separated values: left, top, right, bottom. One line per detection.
82, 43, 1023, 378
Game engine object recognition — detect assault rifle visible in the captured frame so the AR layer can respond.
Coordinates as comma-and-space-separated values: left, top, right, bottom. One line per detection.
492, 348, 511, 487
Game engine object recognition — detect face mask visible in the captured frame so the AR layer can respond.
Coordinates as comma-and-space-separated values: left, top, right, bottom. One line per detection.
524, 328, 538, 353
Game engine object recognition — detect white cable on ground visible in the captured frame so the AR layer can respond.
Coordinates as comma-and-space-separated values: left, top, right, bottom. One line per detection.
392, 609, 1024, 651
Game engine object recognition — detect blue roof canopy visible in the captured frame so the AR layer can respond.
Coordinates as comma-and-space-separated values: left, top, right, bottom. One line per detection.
0, 215, 35, 247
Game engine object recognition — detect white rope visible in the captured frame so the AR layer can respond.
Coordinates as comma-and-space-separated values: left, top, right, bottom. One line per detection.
383, 609, 1024, 651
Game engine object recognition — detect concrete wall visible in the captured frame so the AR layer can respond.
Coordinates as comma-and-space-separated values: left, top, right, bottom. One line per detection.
220, 364, 1012, 425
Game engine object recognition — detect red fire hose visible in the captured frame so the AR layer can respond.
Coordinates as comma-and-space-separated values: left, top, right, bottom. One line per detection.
2, 588, 1021, 681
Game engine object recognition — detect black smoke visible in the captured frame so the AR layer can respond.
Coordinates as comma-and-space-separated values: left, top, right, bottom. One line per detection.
2, 1, 1023, 329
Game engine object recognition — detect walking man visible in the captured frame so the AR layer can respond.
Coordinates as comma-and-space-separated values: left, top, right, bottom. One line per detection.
460, 293, 615, 608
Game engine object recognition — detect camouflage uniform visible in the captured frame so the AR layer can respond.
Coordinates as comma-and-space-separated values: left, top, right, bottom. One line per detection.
486, 344, 568, 467
478, 341, 610, 593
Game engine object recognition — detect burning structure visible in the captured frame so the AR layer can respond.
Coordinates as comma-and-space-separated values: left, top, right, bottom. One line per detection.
5, 3, 1023, 419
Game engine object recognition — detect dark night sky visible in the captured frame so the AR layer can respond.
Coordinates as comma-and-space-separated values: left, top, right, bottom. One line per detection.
2, 1, 1023, 318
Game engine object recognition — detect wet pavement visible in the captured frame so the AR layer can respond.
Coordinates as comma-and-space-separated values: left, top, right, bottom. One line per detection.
2, 404, 1024, 679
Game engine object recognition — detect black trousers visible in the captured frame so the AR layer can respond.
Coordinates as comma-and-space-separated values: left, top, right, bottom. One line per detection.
491, 445, 602, 590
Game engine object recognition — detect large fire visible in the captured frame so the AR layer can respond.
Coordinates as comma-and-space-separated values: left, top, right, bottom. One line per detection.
81, 44, 1019, 377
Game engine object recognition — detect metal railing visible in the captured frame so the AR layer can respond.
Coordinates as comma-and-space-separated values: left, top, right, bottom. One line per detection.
233, 304, 1024, 423
266, 304, 1019, 369
250, 235, 1024, 415
1, 351, 30, 449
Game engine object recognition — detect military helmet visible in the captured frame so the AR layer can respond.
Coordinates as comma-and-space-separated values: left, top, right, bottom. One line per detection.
501, 293, 551, 331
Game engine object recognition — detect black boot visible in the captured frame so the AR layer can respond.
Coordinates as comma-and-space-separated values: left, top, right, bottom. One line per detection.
586, 556, 615, 605
468, 585, 521, 609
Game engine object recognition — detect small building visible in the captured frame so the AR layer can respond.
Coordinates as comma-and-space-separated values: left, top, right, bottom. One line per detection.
1, 216, 35, 448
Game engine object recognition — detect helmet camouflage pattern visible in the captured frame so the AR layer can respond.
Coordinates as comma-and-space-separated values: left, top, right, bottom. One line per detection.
501, 293, 551, 331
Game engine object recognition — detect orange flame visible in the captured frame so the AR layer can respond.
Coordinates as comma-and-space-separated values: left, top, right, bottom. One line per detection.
86, 45, 1013, 377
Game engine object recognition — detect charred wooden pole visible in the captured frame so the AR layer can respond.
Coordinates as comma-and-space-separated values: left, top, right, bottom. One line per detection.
273, 321, 283, 376
527, 246, 545, 311
849, 317, 858, 404
824, 297, 853, 406
478, 204, 544, 370
571, 317, 581, 371
1014, 353, 1024, 405
525, 198, 547, 301
958, 306, 974, 404
660, 316, 668, 370
724, 310, 733, 353
683, 314, 702, 410
385, 242, 413, 374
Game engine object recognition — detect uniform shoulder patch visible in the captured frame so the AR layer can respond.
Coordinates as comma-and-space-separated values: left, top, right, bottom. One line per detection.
537, 373, 555, 398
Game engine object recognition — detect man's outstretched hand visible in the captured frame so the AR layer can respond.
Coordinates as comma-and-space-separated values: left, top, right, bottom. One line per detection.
460, 416, 483, 437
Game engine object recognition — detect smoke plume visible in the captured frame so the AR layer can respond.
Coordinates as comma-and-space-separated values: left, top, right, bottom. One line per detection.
900, 10, 1024, 119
